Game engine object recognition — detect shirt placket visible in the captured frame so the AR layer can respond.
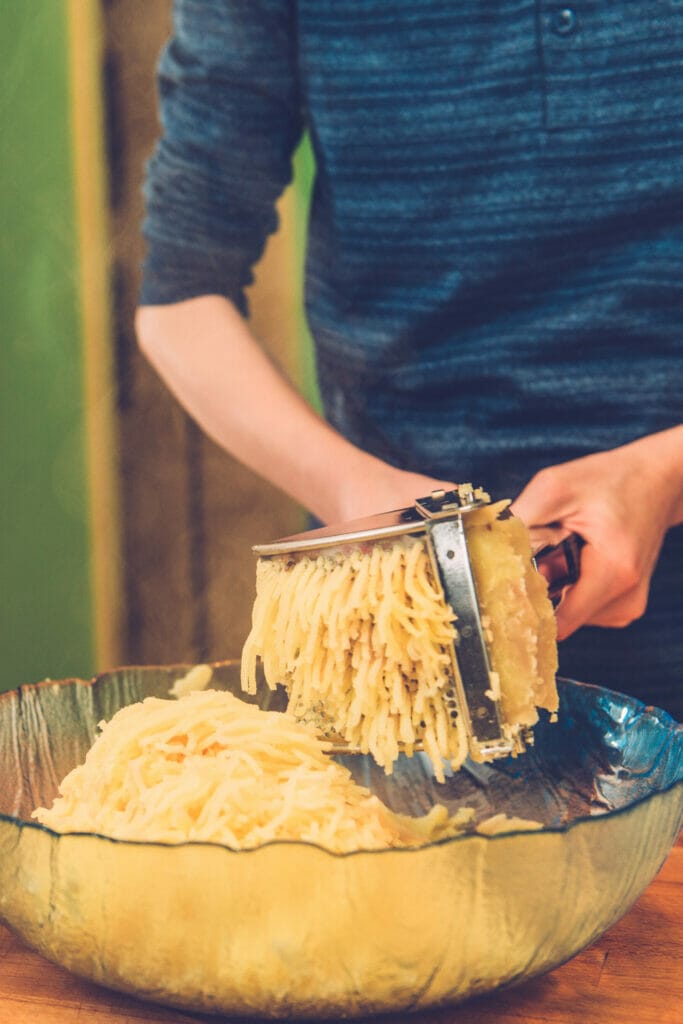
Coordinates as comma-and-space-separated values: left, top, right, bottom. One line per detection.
537, 1, 584, 130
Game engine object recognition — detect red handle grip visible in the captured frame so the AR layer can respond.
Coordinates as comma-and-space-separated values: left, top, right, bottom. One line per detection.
533, 533, 585, 606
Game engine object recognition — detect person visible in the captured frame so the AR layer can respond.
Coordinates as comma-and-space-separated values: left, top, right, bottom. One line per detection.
136, 1, 683, 718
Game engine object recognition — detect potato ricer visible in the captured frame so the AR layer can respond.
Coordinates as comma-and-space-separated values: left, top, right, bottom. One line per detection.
252, 486, 582, 765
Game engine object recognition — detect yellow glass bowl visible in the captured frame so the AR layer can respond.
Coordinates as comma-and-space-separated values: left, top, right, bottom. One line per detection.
0, 663, 681, 1018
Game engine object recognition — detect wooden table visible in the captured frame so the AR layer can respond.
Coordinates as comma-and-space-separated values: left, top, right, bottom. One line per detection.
1, 840, 680, 1024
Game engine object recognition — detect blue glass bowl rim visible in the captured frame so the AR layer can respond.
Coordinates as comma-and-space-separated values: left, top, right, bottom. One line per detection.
0, 667, 680, 860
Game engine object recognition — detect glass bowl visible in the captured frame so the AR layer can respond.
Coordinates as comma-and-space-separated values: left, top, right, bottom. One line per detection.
0, 663, 680, 1018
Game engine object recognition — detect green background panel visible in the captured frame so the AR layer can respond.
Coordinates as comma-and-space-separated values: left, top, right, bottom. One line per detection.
292, 134, 321, 413
1, 1, 95, 688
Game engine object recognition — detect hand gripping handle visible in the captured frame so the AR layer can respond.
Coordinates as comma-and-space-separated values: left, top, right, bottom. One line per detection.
533, 533, 585, 605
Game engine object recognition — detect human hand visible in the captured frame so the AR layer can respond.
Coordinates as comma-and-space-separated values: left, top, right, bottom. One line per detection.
138, 297, 457, 527
512, 427, 683, 640
330, 462, 457, 524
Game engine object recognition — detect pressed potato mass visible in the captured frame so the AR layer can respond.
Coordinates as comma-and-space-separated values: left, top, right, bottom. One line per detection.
35, 503, 553, 850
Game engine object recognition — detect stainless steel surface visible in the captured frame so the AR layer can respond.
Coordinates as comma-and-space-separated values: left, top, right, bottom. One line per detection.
253, 505, 428, 556
252, 490, 546, 763
428, 516, 518, 760
252, 487, 489, 556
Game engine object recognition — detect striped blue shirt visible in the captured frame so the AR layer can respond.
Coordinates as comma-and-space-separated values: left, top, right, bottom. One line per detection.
142, 0, 682, 494
141, 1, 683, 714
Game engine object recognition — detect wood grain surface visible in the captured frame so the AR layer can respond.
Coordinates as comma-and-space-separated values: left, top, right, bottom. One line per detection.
0, 839, 680, 1024
103, 0, 311, 673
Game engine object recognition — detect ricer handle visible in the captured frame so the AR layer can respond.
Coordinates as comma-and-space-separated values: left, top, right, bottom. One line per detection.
533, 533, 585, 606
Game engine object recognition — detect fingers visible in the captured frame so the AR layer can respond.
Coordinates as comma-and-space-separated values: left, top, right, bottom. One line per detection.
584, 582, 650, 629
511, 467, 577, 529
511, 450, 670, 638
340, 468, 458, 521
554, 544, 648, 639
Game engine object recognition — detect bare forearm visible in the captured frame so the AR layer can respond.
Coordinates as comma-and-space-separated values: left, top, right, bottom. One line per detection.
642, 424, 683, 527
136, 295, 450, 524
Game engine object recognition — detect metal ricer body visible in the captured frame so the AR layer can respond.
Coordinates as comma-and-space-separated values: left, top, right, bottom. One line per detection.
254, 487, 581, 764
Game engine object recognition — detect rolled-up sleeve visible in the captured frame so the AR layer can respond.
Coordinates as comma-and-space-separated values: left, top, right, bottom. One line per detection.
140, 0, 304, 311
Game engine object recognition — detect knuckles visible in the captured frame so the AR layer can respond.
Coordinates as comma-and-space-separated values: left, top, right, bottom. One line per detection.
590, 584, 649, 630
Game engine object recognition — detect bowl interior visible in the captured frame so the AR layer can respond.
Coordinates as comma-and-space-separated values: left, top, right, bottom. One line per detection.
1, 664, 680, 833
0, 666, 681, 1019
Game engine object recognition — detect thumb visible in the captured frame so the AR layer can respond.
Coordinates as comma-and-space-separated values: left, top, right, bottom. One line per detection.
512, 469, 576, 529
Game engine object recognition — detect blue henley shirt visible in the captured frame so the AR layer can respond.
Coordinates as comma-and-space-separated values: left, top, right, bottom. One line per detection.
140, 0, 683, 713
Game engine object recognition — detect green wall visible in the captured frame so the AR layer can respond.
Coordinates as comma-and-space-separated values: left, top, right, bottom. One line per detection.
292, 135, 321, 413
1, 1, 95, 688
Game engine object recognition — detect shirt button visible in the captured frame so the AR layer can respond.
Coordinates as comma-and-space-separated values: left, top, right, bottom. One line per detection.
552, 7, 578, 35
